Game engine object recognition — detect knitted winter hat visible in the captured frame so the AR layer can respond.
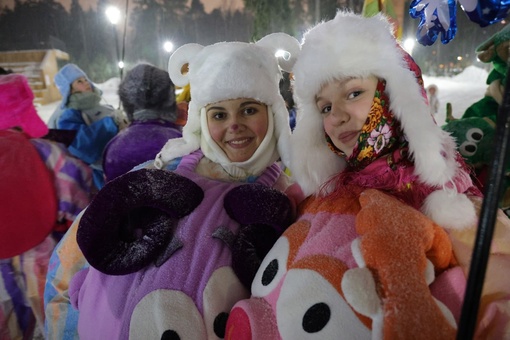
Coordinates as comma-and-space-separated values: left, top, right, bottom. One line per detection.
291, 11, 476, 229
118, 63, 176, 121
55, 63, 95, 109
155, 33, 300, 176
0, 74, 48, 138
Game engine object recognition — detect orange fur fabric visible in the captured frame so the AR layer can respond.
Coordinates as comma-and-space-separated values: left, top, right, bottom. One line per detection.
355, 189, 457, 339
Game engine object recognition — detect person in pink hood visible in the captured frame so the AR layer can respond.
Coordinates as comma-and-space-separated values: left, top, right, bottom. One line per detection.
0, 74, 92, 339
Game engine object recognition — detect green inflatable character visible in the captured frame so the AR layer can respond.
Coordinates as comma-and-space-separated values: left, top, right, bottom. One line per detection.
442, 25, 510, 216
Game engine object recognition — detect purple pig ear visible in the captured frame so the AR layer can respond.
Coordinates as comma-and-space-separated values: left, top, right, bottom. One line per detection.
224, 184, 294, 289
224, 184, 294, 233
77, 169, 203, 275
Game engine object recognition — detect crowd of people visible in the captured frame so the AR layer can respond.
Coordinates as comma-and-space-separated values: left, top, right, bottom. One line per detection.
1, 10, 509, 340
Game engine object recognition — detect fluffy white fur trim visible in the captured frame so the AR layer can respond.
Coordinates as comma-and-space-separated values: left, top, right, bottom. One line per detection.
156, 34, 299, 171
290, 11, 458, 195
422, 189, 477, 230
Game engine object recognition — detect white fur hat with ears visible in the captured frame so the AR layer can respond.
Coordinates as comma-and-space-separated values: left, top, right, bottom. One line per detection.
290, 11, 476, 229
154, 33, 300, 174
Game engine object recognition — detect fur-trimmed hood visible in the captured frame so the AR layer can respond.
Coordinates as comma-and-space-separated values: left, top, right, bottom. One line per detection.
155, 33, 300, 177
290, 11, 477, 230
291, 12, 459, 196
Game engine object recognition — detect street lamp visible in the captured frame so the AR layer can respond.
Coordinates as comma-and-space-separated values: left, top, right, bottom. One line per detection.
163, 41, 174, 53
105, 6, 123, 80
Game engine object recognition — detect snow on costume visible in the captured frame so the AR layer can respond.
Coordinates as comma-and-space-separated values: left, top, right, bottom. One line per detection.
51, 33, 303, 339
0, 74, 92, 340
53, 63, 120, 189
103, 63, 182, 182
225, 11, 502, 339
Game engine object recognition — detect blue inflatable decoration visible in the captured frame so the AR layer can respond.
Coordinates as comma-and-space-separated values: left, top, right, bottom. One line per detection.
462, 0, 510, 26
410, 0, 510, 46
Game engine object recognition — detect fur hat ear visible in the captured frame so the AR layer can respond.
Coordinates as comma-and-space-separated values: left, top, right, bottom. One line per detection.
256, 32, 301, 73
168, 43, 204, 87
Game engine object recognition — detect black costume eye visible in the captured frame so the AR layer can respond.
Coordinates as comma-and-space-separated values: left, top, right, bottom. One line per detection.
466, 127, 483, 142
161, 329, 180, 340
302, 302, 331, 333
262, 259, 279, 286
460, 141, 477, 157
213, 312, 229, 338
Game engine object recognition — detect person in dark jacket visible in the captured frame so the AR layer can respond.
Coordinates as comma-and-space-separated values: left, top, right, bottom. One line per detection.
102, 63, 183, 182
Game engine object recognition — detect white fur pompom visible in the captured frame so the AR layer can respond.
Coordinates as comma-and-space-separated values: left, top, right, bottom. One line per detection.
422, 189, 477, 230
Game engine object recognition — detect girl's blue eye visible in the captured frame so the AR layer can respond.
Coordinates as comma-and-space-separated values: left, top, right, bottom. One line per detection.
348, 90, 362, 100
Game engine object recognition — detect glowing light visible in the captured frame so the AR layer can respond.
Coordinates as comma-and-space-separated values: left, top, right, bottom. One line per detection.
105, 6, 121, 25
118, 61, 124, 69
163, 41, 174, 53
275, 49, 291, 60
403, 38, 416, 54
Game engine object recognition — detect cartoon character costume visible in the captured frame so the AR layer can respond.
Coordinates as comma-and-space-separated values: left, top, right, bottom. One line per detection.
48, 33, 303, 339
226, 12, 509, 339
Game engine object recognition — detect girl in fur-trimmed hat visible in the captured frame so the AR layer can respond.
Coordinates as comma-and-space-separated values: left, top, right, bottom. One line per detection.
44, 33, 304, 340
225, 11, 509, 340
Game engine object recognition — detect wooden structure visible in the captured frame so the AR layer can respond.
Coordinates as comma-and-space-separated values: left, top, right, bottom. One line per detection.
0, 49, 69, 105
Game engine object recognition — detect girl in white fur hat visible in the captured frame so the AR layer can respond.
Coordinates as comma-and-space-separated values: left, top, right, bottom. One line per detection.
224, 11, 510, 340
44, 33, 304, 340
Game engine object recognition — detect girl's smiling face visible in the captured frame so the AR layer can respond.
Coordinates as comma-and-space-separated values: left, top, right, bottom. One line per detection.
206, 98, 268, 162
316, 76, 378, 157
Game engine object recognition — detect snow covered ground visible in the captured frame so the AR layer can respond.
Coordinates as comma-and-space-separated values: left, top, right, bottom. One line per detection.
36, 65, 490, 127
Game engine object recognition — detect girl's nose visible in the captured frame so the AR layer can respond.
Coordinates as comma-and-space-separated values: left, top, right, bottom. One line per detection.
329, 106, 349, 125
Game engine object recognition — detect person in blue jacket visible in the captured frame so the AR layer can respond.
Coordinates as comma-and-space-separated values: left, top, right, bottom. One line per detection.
53, 63, 125, 189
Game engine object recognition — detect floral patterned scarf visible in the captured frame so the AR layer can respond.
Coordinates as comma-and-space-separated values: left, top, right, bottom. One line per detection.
326, 80, 409, 172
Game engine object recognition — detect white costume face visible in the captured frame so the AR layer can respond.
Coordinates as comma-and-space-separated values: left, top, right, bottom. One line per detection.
205, 98, 269, 163
317, 76, 378, 157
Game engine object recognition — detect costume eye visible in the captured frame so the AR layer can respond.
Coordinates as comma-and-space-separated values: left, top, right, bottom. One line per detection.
202, 267, 248, 339
466, 128, 483, 142
460, 141, 477, 157
251, 236, 289, 298
276, 268, 370, 338
130, 290, 206, 339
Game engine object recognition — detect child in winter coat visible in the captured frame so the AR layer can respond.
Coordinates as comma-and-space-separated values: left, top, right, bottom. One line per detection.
225, 12, 509, 339
44, 33, 304, 339
427, 84, 440, 116
0, 74, 92, 340
102, 63, 183, 182
51, 63, 125, 189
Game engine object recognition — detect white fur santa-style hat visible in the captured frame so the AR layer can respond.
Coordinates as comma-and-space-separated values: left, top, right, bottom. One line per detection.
154, 33, 299, 177
290, 11, 476, 229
